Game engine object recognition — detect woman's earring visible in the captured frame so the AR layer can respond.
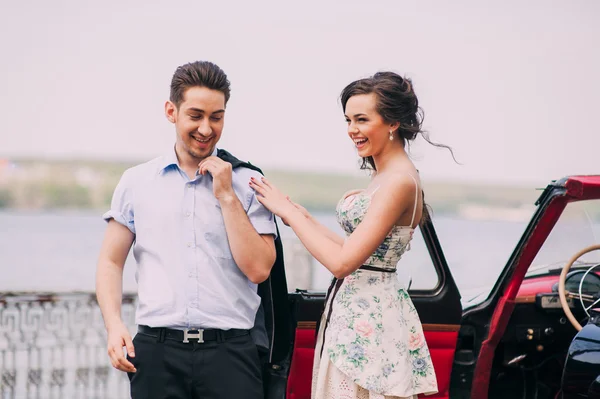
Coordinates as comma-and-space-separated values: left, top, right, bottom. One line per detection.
389, 131, 394, 141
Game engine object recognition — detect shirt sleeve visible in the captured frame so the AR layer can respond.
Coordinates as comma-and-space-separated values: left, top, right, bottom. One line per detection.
246, 184, 278, 239
102, 169, 135, 234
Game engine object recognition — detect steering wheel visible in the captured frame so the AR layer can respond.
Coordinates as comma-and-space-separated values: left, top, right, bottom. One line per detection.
558, 244, 600, 331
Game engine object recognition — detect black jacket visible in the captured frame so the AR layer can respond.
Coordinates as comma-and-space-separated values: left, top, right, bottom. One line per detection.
217, 149, 291, 364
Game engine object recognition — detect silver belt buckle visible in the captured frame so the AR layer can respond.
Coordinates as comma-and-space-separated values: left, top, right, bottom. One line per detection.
182, 328, 204, 343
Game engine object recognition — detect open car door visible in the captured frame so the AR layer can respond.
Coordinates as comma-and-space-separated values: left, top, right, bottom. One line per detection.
449, 176, 600, 399
282, 220, 463, 399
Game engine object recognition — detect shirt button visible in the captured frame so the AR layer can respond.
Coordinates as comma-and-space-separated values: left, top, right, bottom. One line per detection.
185, 211, 191, 217
187, 242, 194, 248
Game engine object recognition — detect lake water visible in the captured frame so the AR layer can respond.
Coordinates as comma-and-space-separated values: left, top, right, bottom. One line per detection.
0, 209, 530, 302
2, 207, 599, 398
0, 210, 541, 398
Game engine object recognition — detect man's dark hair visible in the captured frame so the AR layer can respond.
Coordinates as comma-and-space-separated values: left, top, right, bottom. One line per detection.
170, 61, 231, 107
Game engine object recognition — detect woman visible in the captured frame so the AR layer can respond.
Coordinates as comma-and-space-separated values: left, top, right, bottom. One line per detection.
249, 72, 442, 398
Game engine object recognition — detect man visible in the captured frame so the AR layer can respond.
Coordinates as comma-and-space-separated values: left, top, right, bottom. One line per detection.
96, 61, 278, 399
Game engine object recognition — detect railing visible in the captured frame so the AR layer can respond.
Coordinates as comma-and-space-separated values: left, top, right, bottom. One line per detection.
0, 293, 136, 399
0, 239, 316, 399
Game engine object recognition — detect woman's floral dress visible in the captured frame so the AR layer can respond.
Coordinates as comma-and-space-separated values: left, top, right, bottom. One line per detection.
311, 182, 438, 399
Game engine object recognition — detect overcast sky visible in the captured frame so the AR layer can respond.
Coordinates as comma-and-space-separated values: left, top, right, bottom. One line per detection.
1, 0, 599, 185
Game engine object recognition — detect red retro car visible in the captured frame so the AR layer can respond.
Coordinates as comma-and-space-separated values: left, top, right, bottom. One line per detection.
261, 175, 600, 399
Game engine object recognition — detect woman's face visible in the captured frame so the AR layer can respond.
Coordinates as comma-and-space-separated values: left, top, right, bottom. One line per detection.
344, 93, 396, 158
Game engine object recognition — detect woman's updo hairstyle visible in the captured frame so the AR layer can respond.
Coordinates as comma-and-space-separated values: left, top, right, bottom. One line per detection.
341, 72, 456, 224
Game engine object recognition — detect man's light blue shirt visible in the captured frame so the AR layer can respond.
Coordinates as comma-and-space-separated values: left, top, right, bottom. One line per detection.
103, 147, 277, 330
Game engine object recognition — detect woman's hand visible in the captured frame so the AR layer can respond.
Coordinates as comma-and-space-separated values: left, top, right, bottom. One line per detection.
249, 176, 297, 220
279, 197, 311, 226
288, 199, 312, 224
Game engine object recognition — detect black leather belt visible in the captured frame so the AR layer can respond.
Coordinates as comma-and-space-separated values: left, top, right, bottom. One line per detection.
138, 325, 249, 343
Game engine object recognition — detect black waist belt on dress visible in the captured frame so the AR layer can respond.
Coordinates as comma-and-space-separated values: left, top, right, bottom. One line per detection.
359, 265, 397, 273
317, 265, 397, 357
138, 325, 249, 343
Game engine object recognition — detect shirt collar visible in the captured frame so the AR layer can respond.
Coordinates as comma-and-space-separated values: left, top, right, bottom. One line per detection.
158, 145, 219, 173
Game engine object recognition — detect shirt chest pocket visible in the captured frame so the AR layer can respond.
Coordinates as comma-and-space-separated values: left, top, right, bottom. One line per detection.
196, 198, 232, 260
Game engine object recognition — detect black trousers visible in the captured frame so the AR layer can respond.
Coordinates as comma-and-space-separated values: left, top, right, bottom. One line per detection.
127, 328, 263, 399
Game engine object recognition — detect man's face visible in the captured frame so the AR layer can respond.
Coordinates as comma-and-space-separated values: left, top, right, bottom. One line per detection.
165, 86, 226, 162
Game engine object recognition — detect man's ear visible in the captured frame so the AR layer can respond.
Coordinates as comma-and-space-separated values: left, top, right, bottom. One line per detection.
165, 101, 177, 123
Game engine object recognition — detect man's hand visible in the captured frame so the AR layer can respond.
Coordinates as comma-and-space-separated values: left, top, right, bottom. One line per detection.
106, 320, 136, 373
198, 156, 235, 201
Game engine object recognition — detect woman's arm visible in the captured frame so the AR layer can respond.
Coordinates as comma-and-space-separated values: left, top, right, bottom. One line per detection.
250, 176, 416, 278
287, 200, 345, 246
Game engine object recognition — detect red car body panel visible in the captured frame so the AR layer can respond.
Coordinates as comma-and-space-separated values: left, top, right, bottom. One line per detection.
517, 275, 558, 297
471, 176, 600, 399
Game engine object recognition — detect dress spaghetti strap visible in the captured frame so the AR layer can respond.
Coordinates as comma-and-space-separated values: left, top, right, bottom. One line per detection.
364, 175, 419, 228
367, 185, 381, 197
408, 174, 420, 228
